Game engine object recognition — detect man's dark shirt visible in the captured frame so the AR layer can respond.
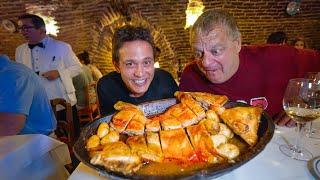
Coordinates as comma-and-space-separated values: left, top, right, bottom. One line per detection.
97, 68, 178, 116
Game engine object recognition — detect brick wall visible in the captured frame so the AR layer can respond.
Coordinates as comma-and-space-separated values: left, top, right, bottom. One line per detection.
0, 0, 319, 77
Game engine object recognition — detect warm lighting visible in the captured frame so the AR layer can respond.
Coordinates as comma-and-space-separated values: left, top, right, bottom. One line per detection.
184, 0, 205, 29
41, 15, 59, 36
154, 62, 160, 68
25, 4, 59, 36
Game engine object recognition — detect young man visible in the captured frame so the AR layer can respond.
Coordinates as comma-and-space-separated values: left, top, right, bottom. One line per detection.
179, 9, 320, 127
15, 14, 82, 137
0, 55, 56, 136
98, 25, 178, 116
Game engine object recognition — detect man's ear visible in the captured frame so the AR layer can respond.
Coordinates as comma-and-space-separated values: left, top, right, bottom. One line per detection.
235, 36, 242, 53
112, 60, 120, 73
40, 26, 46, 35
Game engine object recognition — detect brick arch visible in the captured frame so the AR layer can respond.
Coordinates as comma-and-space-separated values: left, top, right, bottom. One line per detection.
89, 4, 177, 76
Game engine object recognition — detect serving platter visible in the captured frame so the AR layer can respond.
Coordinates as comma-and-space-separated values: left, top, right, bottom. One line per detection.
73, 98, 275, 179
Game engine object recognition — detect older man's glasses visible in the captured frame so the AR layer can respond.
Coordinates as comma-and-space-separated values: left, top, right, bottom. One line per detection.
18, 25, 36, 32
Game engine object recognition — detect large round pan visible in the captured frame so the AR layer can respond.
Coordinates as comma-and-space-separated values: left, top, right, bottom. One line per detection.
73, 98, 275, 179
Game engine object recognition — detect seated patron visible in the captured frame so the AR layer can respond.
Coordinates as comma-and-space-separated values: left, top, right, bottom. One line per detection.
0, 55, 56, 136
97, 25, 178, 116
73, 53, 93, 109
267, 31, 288, 44
179, 9, 320, 127
292, 37, 308, 49
79, 51, 103, 81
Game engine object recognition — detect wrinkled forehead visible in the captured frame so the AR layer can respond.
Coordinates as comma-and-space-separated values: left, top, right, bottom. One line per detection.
191, 26, 228, 46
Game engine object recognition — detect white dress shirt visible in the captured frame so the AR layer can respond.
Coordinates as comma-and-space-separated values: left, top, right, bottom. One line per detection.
15, 36, 82, 106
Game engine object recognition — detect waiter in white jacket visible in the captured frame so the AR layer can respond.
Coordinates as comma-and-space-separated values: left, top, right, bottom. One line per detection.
15, 14, 83, 138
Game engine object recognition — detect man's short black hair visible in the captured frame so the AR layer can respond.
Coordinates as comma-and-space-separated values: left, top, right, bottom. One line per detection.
77, 51, 90, 65
112, 25, 156, 64
18, 14, 46, 29
267, 31, 288, 44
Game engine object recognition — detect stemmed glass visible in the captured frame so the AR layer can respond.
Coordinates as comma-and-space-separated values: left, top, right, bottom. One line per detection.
304, 72, 320, 139
279, 78, 320, 161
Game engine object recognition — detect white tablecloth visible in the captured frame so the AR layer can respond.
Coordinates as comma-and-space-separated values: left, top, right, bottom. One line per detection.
69, 124, 320, 180
0, 134, 72, 180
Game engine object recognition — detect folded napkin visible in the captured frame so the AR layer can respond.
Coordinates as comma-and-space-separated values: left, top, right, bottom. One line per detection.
58, 68, 77, 105
0, 134, 71, 180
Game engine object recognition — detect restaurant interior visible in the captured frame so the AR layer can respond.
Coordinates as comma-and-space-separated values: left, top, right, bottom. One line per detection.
1, 0, 320, 179
0, 0, 319, 78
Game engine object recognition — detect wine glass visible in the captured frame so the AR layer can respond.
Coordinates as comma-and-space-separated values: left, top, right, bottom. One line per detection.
279, 78, 320, 161
304, 72, 320, 139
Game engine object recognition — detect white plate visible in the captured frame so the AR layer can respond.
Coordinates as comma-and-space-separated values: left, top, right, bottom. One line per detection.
308, 156, 320, 178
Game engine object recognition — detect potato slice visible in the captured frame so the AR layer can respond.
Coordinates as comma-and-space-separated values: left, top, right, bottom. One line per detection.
217, 143, 240, 160
97, 122, 109, 138
210, 134, 228, 148
218, 123, 234, 140
206, 110, 221, 123
200, 118, 220, 135
86, 135, 100, 151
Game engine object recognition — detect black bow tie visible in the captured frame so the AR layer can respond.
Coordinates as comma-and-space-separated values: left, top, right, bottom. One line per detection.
28, 42, 45, 49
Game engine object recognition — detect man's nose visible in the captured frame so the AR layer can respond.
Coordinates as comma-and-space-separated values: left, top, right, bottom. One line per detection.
201, 52, 212, 67
134, 64, 144, 77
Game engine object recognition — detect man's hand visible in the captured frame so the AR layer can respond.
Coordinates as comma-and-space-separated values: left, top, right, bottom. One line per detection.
42, 70, 60, 80
273, 110, 296, 127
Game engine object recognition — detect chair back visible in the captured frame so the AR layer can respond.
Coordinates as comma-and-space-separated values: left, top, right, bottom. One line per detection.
77, 81, 101, 123
50, 98, 75, 149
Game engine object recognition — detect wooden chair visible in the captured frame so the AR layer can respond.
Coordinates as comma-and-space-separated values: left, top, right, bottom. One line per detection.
50, 98, 76, 149
77, 81, 101, 123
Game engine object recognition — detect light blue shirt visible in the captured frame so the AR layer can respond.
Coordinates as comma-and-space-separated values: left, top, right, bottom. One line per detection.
0, 55, 56, 135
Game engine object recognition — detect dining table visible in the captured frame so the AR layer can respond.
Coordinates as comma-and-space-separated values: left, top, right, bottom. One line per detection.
69, 122, 320, 180
0, 134, 72, 180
